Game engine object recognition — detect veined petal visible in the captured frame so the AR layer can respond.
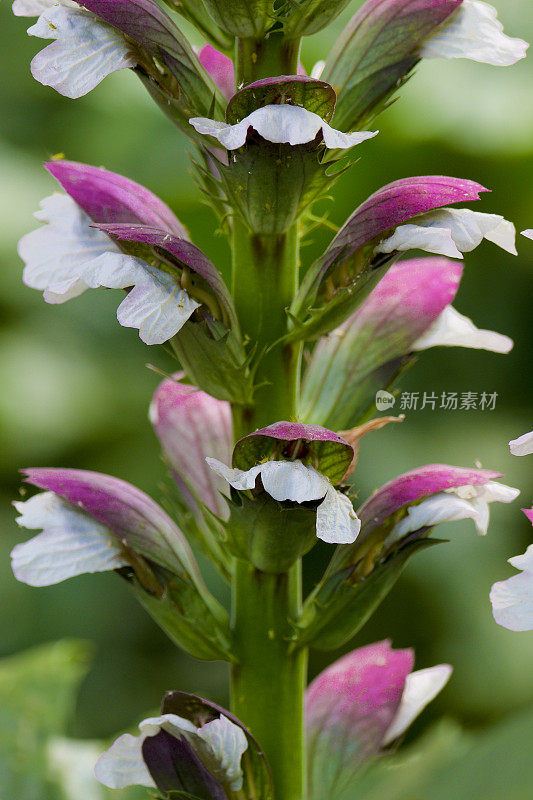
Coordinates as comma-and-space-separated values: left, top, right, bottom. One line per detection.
420, 0, 528, 67
259, 461, 330, 504
95, 733, 154, 789
316, 488, 361, 544
206, 458, 264, 492
189, 104, 378, 150
412, 305, 513, 353
383, 664, 453, 745
197, 716, 248, 791
11, 491, 127, 586
510, 431, 533, 457
376, 208, 517, 258
28, 5, 136, 98
116, 273, 200, 345
522, 229, 533, 240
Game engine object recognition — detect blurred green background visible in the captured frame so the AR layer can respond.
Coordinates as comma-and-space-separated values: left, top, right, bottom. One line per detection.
0, 0, 532, 779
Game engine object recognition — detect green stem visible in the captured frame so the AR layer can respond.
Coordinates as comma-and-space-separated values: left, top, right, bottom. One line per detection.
231, 560, 307, 800
231, 216, 301, 434
236, 35, 301, 85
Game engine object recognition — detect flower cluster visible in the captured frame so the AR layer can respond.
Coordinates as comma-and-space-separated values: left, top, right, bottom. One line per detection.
10, 0, 531, 796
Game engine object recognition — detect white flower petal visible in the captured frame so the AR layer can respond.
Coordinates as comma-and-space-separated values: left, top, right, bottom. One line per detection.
19, 194, 144, 303
28, 5, 136, 98
490, 570, 533, 632
13, 0, 76, 17
94, 733, 154, 790
448, 480, 520, 535
205, 458, 264, 491
139, 714, 198, 738
521, 229, 533, 240
376, 224, 463, 258
310, 59, 326, 79
316, 487, 361, 544
412, 305, 513, 353
383, 665, 453, 745
385, 492, 480, 545
259, 461, 329, 504
377, 208, 517, 258
116, 274, 200, 345
190, 105, 377, 151
198, 716, 248, 792
419, 0, 528, 67
509, 431, 533, 457
508, 544, 533, 572
11, 492, 127, 586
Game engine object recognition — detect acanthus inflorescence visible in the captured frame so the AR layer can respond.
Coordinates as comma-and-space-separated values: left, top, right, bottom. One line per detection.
9, 1, 532, 798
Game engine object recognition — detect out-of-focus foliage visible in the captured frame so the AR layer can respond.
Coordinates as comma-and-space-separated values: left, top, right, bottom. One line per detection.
0, 0, 532, 771
0, 640, 144, 799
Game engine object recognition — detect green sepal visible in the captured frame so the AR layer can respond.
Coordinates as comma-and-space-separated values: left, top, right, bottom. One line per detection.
282, 0, 353, 37
286, 259, 392, 343
126, 566, 234, 662
225, 490, 317, 573
226, 77, 337, 123
218, 142, 335, 235
159, 0, 233, 52
170, 315, 254, 404
293, 538, 440, 650
202, 0, 275, 37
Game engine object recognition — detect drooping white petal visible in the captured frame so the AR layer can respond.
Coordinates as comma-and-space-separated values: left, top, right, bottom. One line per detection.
139, 714, 198, 738
412, 305, 513, 353
376, 224, 463, 258
11, 492, 127, 586
116, 273, 200, 345
376, 208, 517, 258
385, 492, 480, 546
205, 458, 264, 492
522, 229, 533, 240
419, 0, 528, 67
190, 105, 378, 151
19, 194, 144, 303
28, 5, 136, 98
316, 486, 361, 544
94, 733, 154, 790
509, 431, 533, 457
259, 461, 330, 504
383, 664, 453, 745
197, 716, 248, 792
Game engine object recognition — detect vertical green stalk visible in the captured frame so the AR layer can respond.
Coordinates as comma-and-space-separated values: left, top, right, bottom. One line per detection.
231, 216, 301, 435
229, 31, 307, 800
231, 560, 307, 800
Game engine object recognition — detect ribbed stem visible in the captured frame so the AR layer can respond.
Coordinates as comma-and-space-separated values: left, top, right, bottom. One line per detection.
231, 560, 307, 800
236, 35, 301, 85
